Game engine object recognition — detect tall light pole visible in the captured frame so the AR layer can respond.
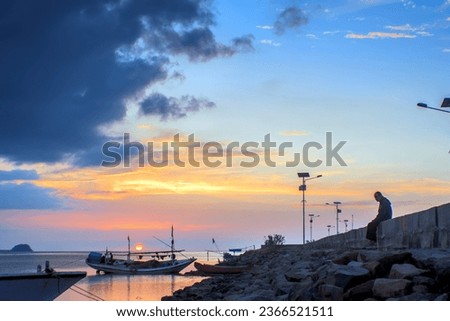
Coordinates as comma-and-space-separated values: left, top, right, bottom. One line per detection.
309, 214, 320, 242
417, 99, 450, 114
326, 202, 342, 234
298, 172, 323, 244
351, 214, 354, 230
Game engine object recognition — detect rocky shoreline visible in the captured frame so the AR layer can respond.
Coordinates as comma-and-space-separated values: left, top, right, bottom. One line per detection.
162, 245, 450, 301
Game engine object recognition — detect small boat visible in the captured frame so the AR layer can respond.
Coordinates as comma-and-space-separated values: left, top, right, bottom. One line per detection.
0, 261, 86, 301
86, 251, 196, 275
194, 262, 251, 275
86, 227, 196, 275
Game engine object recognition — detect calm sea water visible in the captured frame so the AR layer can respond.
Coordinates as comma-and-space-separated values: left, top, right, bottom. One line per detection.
0, 251, 220, 301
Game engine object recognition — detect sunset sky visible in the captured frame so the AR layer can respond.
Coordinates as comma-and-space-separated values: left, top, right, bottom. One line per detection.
1, 0, 449, 251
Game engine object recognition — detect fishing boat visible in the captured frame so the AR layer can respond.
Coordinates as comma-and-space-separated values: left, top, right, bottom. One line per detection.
0, 261, 86, 301
86, 251, 196, 275
194, 262, 251, 275
85, 227, 196, 275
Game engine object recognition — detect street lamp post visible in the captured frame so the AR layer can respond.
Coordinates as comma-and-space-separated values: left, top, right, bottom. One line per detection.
298, 172, 323, 244
309, 214, 320, 242
417, 99, 450, 114
326, 202, 342, 234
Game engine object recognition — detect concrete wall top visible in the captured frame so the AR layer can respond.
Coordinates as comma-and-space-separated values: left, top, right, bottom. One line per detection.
300, 202, 450, 250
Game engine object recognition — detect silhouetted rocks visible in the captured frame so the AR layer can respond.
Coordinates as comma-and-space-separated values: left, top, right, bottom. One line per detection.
10, 244, 33, 252
162, 246, 450, 301
372, 278, 412, 298
389, 263, 427, 279
343, 279, 375, 300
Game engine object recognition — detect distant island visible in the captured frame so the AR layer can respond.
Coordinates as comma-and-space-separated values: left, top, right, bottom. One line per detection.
11, 244, 33, 252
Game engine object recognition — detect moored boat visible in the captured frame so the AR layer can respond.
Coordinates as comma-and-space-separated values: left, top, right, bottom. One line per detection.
85, 227, 196, 275
86, 251, 196, 275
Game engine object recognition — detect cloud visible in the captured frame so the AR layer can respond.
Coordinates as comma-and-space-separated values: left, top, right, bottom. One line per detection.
386, 24, 433, 37
323, 30, 342, 36
386, 24, 417, 31
256, 25, 273, 30
274, 6, 309, 35
0, 1, 253, 165
140, 93, 216, 120
156, 28, 254, 62
0, 183, 61, 210
260, 39, 281, 47
416, 31, 433, 37
401, 0, 416, 9
443, 48, 450, 53
0, 169, 39, 181
231, 35, 255, 53
347, 23, 434, 40
306, 34, 319, 40
345, 32, 416, 39
279, 130, 309, 137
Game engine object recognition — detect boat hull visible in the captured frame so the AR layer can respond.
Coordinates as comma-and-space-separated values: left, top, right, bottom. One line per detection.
86, 258, 196, 275
0, 271, 87, 301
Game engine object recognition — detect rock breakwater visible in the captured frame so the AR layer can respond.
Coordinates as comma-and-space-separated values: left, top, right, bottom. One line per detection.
163, 246, 450, 301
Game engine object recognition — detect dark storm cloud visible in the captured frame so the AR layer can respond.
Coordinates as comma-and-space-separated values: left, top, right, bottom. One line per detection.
0, 0, 253, 164
164, 30, 254, 62
274, 6, 309, 35
232, 35, 255, 52
140, 93, 216, 121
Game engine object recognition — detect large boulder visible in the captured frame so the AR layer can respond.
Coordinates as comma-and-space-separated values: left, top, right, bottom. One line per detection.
326, 264, 370, 291
378, 252, 414, 272
362, 261, 386, 278
372, 278, 413, 299
389, 263, 427, 279
288, 276, 315, 300
343, 280, 375, 301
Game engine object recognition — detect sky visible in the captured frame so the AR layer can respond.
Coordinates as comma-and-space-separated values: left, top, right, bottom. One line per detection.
0, 0, 449, 251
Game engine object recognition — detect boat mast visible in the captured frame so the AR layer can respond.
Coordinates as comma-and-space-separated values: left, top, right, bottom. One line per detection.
171, 225, 175, 264
127, 235, 131, 262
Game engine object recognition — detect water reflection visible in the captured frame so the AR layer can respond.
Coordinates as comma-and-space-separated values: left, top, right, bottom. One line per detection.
57, 273, 206, 301
0, 252, 215, 301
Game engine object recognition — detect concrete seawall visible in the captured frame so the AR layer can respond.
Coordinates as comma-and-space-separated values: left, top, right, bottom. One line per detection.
303, 202, 450, 250
168, 203, 450, 301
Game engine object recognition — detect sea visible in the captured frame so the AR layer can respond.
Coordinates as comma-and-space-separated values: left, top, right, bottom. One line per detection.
0, 251, 221, 301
